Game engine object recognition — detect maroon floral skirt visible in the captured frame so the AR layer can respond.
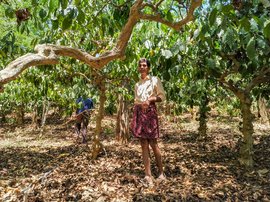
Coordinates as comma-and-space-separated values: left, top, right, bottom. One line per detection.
131, 103, 160, 139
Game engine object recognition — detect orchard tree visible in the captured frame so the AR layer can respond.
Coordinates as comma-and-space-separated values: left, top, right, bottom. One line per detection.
0, 0, 202, 86
192, 1, 270, 168
0, 0, 202, 157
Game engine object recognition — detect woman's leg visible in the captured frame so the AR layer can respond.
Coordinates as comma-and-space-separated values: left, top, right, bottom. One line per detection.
149, 139, 164, 178
140, 138, 151, 177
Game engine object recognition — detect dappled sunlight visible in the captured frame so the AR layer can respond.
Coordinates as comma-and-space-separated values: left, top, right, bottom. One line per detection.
1, 114, 269, 201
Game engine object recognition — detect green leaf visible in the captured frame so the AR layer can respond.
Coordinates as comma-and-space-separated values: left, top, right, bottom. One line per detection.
60, 0, 68, 9
30, 38, 39, 46
221, 5, 234, 14
260, 0, 270, 8
263, 21, 270, 40
68, 8, 78, 19
75, 0, 81, 6
39, 8, 47, 19
246, 37, 256, 60
62, 17, 73, 30
250, 18, 258, 31
239, 17, 251, 32
209, 0, 215, 5
209, 8, 217, 26
52, 19, 59, 29
32, 0, 39, 6
223, 28, 235, 49
5, 6, 14, 18
49, 0, 59, 13
77, 9, 85, 24
166, 11, 173, 22
207, 58, 216, 69
163, 70, 170, 81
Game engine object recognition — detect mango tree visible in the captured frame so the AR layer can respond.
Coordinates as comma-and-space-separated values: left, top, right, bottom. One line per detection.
193, 1, 270, 168
0, 0, 202, 158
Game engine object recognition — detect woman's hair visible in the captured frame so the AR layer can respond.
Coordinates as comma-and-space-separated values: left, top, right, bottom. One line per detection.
138, 58, 151, 68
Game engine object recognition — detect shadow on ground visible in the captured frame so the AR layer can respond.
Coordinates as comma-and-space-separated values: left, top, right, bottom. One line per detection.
0, 115, 269, 201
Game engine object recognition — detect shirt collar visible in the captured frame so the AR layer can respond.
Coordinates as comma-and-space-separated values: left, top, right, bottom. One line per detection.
140, 75, 151, 82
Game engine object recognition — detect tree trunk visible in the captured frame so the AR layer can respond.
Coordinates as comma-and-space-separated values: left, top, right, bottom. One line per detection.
16, 104, 24, 125
198, 94, 209, 138
32, 103, 40, 129
257, 95, 269, 124
115, 95, 130, 143
92, 81, 106, 159
189, 105, 196, 120
239, 97, 254, 168
40, 98, 50, 134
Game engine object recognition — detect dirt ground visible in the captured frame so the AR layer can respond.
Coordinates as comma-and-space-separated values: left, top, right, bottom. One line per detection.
0, 114, 270, 201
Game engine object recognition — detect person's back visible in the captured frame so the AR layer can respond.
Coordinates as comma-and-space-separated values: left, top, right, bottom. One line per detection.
76, 97, 94, 114
75, 97, 94, 143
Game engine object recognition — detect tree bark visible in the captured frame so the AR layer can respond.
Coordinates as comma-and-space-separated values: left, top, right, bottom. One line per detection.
0, 0, 202, 88
91, 77, 106, 159
115, 95, 130, 143
40, 98, 50, 134
220, 78, 255, 168
32, 104, 40, 129
239, 96, 254, 168
16, 104, 24, 125
257, 95, 269, 124
198, 94, 209, 138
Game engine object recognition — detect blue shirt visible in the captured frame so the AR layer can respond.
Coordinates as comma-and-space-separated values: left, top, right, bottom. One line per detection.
76, 97, 94, 114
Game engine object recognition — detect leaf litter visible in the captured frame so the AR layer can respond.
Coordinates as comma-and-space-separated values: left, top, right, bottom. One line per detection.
0, 114, 270, 201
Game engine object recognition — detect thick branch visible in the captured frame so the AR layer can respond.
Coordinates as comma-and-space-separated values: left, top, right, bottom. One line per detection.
139, 0, 202, 31
246, 67, 270, 92
219, 78, 240, 96
0, 52, 58, 85
114, 0, 143, 54
0, 0, 201, 87
218, 79, 251, 103
0, 1, 144, 86
0, 44, 121, 85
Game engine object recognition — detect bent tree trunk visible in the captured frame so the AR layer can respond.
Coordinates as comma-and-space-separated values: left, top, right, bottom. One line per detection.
92, 79, 106, 159
239, 97, 254, 168
115, 95, 130, 143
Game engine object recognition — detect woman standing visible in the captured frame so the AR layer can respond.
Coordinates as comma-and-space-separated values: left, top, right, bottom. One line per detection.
131, 58, 166, 185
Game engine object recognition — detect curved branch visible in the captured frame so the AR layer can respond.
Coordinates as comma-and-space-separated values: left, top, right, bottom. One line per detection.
139, 0, 202, 31
0, 52, 58, 85
0, 44, 120, 85
0, 0, 143, 87
0, 0, 201, 88
246, 67, 270, 92
114, 0, 143, 54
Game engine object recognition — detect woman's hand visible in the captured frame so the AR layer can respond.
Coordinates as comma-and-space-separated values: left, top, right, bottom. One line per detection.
140, 97, 160, 113
141, 100, 150, 113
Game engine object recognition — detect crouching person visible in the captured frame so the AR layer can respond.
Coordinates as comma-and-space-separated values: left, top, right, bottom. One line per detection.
74, 97, 94, 143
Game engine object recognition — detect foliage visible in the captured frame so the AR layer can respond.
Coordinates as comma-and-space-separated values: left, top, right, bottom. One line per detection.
1, 0, 269, 121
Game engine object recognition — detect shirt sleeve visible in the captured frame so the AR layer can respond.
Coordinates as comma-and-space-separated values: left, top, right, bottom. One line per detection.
156, 77, 166, 101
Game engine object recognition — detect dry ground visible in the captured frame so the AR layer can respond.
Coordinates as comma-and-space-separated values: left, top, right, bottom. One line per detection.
0, 114, 270, 201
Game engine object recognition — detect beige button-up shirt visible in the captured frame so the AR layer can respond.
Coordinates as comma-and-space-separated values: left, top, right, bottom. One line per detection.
134, 75, 166, 104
